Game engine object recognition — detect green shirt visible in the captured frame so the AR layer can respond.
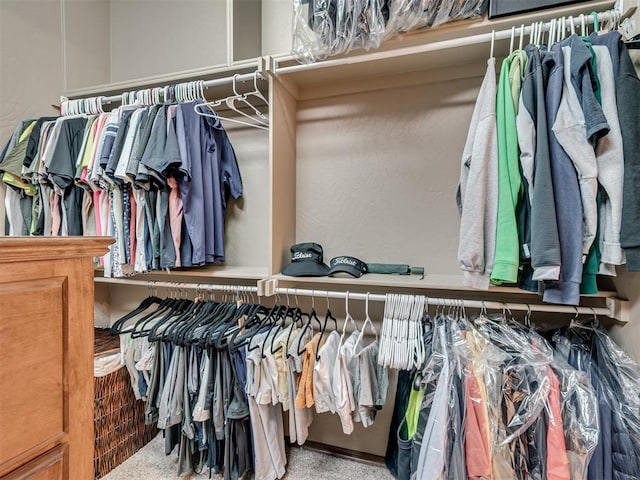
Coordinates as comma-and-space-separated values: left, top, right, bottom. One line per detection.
491, 51, 527, 285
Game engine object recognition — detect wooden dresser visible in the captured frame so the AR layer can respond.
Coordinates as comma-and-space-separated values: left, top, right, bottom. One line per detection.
0, 238, 111, 480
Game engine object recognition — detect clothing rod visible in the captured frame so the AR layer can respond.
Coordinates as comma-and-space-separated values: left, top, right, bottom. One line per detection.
94, 277, 615, 318
94, 277, 259, 293
272, 287, 613, 318
274, 6, 633, 75
70, 70, 262, 106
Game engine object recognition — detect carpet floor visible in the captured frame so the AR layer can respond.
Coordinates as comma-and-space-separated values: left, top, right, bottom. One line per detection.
100, 434, 394, 480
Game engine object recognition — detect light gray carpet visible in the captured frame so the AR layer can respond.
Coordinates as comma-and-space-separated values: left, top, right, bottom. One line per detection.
100, 434, 394, 479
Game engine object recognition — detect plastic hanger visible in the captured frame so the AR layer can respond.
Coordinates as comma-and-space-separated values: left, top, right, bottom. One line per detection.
262, 299, 290, 358
548, 18, 555, 47
570, 15, 576, 36
490, 30, 495, 59
271, 292, 300, 355
120, 296, 174, 336
147, 296, 195, 342
224, 74, 269, 128
591, 11, 600, 34
194, 99, 268, 130
537, 21, 544, 47
285, 292, 306, 358
237, 72, 269, 122
340, 291, 358, 345
509, 26, 516, 54
109, 292, 162, 335
296, 293, 323, 356
529, 22, 536, 46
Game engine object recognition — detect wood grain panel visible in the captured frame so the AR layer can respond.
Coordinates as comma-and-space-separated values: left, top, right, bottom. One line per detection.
0, 236, 111, 479
0, 279, 65, 468
1, 445, 65, 480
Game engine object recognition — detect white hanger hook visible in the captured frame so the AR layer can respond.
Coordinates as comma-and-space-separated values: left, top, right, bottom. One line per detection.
345, 291, 350, 318
509, 26, 515, 54
232, 73, 241, 97
490, 30, 495, 59
519, 23, 525, 50
365, 292, 370, 319
570, 15, 576, 35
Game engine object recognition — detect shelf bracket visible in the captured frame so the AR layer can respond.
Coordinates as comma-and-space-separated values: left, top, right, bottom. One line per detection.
606, 297, 630, 323
257, 278, 278, 297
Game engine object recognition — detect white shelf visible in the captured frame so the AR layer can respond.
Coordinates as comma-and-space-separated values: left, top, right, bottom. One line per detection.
270, 0, 618, 94
65, 58, 263, 101
94, 265, 268, 283
270, 273, 619, 298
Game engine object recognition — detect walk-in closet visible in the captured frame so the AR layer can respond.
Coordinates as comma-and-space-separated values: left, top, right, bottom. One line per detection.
1, 0, 639, 479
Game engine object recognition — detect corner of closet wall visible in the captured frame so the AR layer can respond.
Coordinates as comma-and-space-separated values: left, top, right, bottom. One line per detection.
608, 0, 640, 363
0, 0, 65, 235
261, 0, 295, 56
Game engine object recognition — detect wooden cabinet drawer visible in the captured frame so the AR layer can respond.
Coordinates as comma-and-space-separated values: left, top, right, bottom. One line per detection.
1, 444, 66, 480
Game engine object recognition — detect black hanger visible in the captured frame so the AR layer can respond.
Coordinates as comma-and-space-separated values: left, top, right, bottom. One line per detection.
109, 294, 162, 336
202, 301, 241, 347
250, 304, 285, 355
128, 296, 177, 338
173, 299, 226, 346
166, 300, 212, 345
296, 308, 323, 356
261, 304, 290, 358
278, 306, 303, 357
213, 302, 255, 349
316, 309, 338, 361
626, 33, 640, 49
228, 303, 276, 353
145, 298, 192, 341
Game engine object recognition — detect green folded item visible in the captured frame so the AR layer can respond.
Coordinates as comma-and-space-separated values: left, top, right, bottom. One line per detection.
366, 263, 425, 279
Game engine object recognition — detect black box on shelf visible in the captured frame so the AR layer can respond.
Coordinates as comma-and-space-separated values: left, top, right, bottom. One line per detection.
489, 0, 593, 19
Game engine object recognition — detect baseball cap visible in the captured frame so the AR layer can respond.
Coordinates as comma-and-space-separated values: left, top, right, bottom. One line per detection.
328, 256, 368, 278
282, 242, 330, 277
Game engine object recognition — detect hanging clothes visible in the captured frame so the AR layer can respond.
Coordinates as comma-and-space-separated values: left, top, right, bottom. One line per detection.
387, 311, 608, 480
110, 295, 390, 479
0, 100, 243, 277
459, 30, 639, 303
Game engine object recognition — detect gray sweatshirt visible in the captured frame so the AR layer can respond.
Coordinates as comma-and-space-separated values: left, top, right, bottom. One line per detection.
618, 45, 640, 270
517, 45, 561, 281
592, 45, 625, 274
553, 38, 609, 258
457, 58, 499, 289
542, 43, 584, 306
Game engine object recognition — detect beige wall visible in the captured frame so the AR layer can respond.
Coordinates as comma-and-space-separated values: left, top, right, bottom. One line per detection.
609, 47, 640, 363
261, 0, 292, 55
0, 0, 64, 142
64, 0, 111, 90
296, 73, 482, 272
611, 270, 640, 363
109, 0, 229, 83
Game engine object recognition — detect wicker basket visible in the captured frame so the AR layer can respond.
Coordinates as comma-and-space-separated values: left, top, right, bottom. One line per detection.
94, 333, 158, 479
